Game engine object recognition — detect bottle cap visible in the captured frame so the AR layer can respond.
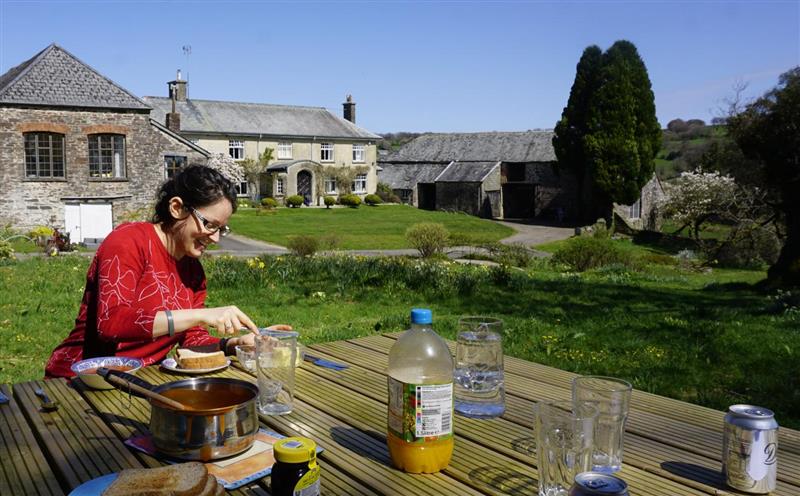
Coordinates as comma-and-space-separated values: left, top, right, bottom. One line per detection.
410, 308, 432, 324
274, 437, 317, 464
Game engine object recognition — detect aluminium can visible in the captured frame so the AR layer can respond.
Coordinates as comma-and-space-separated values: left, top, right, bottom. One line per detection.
722, 404, 778, 493
569, 472, 629, 496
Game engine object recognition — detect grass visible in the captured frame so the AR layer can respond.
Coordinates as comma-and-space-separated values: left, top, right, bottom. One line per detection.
1, 250, 798, 429
227, 205, 514, 249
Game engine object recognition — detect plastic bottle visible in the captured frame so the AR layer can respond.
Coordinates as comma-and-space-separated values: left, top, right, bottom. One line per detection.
387, 308, 454, 473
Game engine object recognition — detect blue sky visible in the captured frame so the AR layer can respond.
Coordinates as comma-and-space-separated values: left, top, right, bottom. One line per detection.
1, 1, 798, 133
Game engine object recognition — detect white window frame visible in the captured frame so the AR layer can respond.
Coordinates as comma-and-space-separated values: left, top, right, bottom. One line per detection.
352, 144, 365, 163
629, 197, 642, 219
320, 143, 334, 162
276, 177, 285, 195
324, 177, 337, 194
277, 142, 292, 159
352, 173, 367, 194
229, 139, 245, 160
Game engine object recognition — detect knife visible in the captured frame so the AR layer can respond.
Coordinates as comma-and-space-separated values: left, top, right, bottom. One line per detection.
303, 353, 348, 370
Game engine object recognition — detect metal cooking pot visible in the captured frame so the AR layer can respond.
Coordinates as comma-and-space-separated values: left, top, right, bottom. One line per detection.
98, 368, 259, 461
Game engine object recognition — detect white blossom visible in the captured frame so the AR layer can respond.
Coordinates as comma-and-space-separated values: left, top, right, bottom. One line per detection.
205, 153, 244, 183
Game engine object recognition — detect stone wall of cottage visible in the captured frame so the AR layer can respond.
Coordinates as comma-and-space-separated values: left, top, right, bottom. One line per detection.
526, 162, 579, 220
0, 107, 206, 231
614, 174, 665, 230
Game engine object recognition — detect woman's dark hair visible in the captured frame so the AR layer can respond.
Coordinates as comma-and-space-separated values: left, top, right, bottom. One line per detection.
152, 165, 238, 227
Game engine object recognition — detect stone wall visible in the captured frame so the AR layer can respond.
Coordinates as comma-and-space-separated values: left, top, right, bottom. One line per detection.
0, 106, 206, 231
525, 162, 578, 219
436, 182, 481, 217
614, 174, 665, 230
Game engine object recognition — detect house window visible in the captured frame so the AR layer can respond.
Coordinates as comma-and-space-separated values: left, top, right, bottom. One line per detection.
88, 134, 126, 178
629, 197, 642, 219
324, 177, 337, 194
352, 173, 367, 193
277, 142, 292, 159
276, 177, 285, 195
24, 132, 65, 178
352, 144, 365, 163
320, 143, 334, 162
229, 139, 245, 160
236, 181, 248, 196
164, 155, 187, 179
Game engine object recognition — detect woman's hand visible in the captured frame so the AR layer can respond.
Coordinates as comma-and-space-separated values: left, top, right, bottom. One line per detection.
202, 306, 258, 335
227, 324, 293, 350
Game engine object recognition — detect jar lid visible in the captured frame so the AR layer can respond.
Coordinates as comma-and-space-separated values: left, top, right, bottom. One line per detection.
274, 437, 317, 464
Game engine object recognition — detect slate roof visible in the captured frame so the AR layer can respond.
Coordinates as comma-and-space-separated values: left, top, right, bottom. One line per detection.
143, 97, 381, 140
0, 44, 150, 110
148, 119, 210, 158
435, 161, 499, 183
381, 131, 556, 163
377, 163, 449, 189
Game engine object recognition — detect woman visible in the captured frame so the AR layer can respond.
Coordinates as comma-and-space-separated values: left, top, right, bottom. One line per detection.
46, 165, 259, 378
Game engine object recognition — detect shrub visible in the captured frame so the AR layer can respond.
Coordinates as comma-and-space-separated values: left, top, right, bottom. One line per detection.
376, 182, 401, 203
286, 195, 304, 208
364, 194, 382, 206
287, 235, 319, 257
323, 196, 336, 209
339, 194, 361, 208
552, 236, 629, 272
261, 197, 278, 209
237, 198, 254, 208
713, 225, 781, 269
318, 233, 340, 250
0, 240, 14, 260
406, 223, 449, 258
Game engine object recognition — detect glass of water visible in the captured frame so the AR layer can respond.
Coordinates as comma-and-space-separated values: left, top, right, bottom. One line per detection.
535, 400, 597, 496
454, 316, 505, 418
255, 330, 298, 415
572, 375, 632, 473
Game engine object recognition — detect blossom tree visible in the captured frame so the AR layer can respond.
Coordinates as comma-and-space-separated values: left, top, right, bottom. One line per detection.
659, 169, 739, 240
205, 153, 244, 184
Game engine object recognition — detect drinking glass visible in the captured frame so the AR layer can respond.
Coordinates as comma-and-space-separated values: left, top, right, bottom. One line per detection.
454, 316, 505, 418
572, 376, 632, 473
535, 400, 597, 496
235, 344, 256, 373
255, 330, 298, 415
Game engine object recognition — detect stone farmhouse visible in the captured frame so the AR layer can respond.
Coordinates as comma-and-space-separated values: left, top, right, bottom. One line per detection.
0, 44, 208, 242
378, 131, 663, 228
144, 83, 381, 205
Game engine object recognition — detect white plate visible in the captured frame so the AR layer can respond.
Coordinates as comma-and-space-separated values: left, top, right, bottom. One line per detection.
68, 473, 117, 495
161, 357, 230, 374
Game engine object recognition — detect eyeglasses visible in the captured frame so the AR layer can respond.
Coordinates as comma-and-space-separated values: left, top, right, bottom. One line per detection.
189, 207, 231, 237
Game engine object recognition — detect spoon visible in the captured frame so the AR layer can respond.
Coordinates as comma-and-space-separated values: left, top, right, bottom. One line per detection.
34, 388, 59, 412
99, 369, 190, 411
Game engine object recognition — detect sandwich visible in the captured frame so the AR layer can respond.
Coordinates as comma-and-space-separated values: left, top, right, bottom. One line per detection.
101, 462, 223, 496
176, 348, 227, 370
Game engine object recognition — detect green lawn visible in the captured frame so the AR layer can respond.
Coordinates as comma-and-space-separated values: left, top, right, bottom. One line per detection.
2, 251, 798, 428
227, 205, 515, 249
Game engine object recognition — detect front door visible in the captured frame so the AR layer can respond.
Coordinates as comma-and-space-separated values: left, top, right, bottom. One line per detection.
297, 170, 312, 204
64, 203, 113, 243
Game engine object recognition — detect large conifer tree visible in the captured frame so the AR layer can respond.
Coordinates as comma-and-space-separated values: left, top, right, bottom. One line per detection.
554, 40, 660, 220
553, 45, 602, 221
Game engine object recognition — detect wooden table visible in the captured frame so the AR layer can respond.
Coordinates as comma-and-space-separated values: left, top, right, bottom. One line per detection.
2, 333, 799, 495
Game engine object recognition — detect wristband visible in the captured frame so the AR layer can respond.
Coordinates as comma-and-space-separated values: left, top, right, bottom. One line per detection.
219, 337, 230, 355
165, 309, 174, 338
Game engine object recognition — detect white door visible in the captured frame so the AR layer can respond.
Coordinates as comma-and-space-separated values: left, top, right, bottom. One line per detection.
64, 203, 113, 243
64, 204, 81, 243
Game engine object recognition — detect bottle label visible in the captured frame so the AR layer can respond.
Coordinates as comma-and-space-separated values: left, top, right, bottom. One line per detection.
388, 378, 453, 443
293, 463, 320, 496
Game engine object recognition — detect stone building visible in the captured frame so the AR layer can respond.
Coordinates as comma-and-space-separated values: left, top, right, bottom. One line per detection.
144, 84, 381, 205
0, 44, 207, 242
379, 131, 661, 227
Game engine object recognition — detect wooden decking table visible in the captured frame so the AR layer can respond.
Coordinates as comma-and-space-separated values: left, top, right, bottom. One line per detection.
2, 333, 799, 495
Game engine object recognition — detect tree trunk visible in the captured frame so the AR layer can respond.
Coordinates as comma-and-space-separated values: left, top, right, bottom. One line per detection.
768, 190, 800, 286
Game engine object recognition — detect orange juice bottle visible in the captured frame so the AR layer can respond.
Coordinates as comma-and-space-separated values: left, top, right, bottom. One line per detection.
387, 308, 454, 473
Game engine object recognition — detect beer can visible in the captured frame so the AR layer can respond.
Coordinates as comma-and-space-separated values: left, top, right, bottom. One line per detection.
569, 472, 629, 496
722, 404, 778, 493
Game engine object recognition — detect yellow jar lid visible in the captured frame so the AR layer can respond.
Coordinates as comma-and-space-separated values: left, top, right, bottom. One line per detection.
274, 437, 317, 464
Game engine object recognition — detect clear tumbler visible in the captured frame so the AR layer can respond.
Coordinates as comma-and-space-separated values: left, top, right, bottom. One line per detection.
454, 316, 505, 418
535, 400, 597, 496
255, 330, 298, 415
572, 375, 632, 473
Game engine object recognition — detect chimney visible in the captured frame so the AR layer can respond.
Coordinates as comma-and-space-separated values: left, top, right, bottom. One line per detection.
168, 69, 187, 102
166, 70, 183, 132
343, 94, 355, 124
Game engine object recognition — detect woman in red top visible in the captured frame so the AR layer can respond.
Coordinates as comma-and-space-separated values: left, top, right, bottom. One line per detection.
46, 165, 259, 378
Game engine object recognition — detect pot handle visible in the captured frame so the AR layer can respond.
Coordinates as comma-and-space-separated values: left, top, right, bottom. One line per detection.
97, 368, 157, 399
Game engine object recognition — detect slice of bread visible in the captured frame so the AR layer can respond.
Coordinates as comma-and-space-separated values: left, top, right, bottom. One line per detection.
195, 474, 218, 496
102, 462, 207, 496
176, 349, 227, 370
